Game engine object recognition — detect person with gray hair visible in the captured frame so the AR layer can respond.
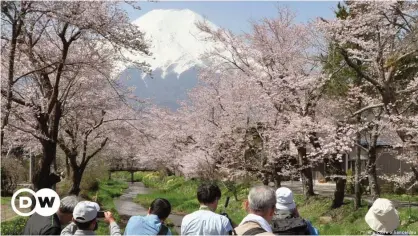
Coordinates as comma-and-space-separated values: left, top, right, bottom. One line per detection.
24, 195, 80, 235
234, 185, 276, 235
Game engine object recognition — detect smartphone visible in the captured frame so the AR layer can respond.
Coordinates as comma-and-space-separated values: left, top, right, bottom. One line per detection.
97, 211, 105, 218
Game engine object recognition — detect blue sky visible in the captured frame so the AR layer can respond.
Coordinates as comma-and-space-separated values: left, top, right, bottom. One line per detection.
124, 1, 339, 33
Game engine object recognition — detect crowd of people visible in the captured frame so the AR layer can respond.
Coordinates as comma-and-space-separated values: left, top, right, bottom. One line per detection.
22, 183, 402, 235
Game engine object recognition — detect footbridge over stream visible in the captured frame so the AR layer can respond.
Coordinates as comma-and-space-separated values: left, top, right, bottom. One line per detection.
108, 158, 159, 182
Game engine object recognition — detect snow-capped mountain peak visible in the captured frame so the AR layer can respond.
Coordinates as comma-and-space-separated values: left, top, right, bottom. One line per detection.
120, 9, 218, 78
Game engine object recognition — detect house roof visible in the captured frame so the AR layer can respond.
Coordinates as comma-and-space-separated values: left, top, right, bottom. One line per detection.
360, 140, 392, 147
359, 130, 403, 147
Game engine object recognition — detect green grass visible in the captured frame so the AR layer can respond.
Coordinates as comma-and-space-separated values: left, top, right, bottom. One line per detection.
1, 197, 12, 205
133, 171, 418, 235
2, 172, 417, 235
0, 216, 28, 235
85, 179, 128, 235
1, 197, 29, 235
1, 179, 128, 235
381, 193, 418, 203
110, 171, 148, 182
100, 172, 183, 234
133, 172, 253, 224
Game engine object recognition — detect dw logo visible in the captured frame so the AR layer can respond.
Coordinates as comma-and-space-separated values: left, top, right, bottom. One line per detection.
11, 188, 60, 217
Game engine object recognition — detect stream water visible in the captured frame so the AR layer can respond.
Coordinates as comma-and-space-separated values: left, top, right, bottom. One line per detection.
114, 182, 184, 234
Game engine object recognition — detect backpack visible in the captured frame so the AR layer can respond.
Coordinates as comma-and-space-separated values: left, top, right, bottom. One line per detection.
157, 224, 169, 235
243, 227, 267, 235
271, 217, 310, 235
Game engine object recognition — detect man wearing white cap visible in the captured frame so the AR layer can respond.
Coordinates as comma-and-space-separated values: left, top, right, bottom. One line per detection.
24, 195, 79, 235
365, 198, 400, 235
60, 201, 121, 235
271, 187, 318, 235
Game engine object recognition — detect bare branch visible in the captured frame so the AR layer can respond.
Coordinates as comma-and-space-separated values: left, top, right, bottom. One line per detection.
351, 103, 385, 117
85, 137, 109, 163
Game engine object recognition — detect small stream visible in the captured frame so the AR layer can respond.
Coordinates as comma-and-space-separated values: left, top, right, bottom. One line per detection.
114, 182, 184, 234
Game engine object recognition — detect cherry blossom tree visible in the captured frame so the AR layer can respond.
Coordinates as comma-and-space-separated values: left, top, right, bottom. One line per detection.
195, 8, 338, 197
319, 1, 418, 198
57, 73, 144, 195
1, 1, 150, 190
140, 106, 188, 174
1, 1, 32, 147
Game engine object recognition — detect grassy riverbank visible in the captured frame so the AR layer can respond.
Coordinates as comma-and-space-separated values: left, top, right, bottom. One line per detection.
86, 179, 128, 235
381, 193, 418, 203
131, 171, 418, 235
2, 171, 417, 235
0, 179, 127, 235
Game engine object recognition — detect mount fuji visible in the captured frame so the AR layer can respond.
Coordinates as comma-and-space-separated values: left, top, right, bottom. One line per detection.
119, 9, 219, 110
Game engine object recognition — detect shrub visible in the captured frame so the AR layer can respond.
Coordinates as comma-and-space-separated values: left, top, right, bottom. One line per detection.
1, 158, 27, 196
110, 171, 132, 181
0, 217, 28, 235
80, 159, 109, 191
220, 176, 253, 201
345, 169, 354, 194
380, 181, 407, 194
85, 180, 128, 235
56, 178, 72, 196
193, 159, 219, 181
56, 158, 109, 196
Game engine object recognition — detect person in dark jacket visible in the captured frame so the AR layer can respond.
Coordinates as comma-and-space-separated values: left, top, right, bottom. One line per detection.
271, 187, 318, 235
23, 195, 79, 235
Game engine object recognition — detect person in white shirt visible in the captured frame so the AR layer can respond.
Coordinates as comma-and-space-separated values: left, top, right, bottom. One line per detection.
181, 183, 233, 235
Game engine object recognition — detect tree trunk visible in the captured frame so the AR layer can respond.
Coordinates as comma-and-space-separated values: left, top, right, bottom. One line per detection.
297, 146, 315, 197
273, 173, 281, 188
333, 177, 346, 208
354, 157, 361, 207
33, 100, 62, 190
272, 162, 282, 188
69, 168, 84, 196
65, 156, 71, 178
354, 134, 362, 209
53, 156, 58, 172
412, 167, 418, 182
353, 68, 363, 210
262, 174, 269, 185
33, 140, 59, 190
1, 9, 24, 147
302, 168, 314, 197
324, 154, 347, 208
330, 156, 346, 208
259, 168, 270, 185
367, 146, 380, 199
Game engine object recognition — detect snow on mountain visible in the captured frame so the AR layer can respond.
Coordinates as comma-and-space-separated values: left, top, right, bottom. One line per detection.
119, 9, 219, 78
